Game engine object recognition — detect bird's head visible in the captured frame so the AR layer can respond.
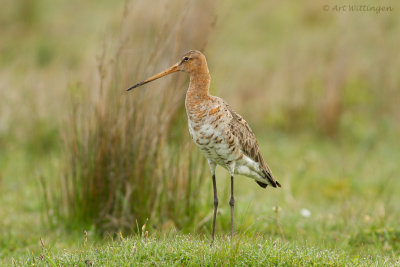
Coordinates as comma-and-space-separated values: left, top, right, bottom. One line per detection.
127, 50, 208, 91
178, 50, 208, 74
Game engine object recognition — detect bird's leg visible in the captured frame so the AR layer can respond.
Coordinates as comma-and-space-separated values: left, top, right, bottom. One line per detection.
229, 175, 235, 242
211, 174, 218, 245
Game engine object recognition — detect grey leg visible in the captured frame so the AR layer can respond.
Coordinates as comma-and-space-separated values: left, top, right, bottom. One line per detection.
229, 175, 235, 241
211, 174, 218, 244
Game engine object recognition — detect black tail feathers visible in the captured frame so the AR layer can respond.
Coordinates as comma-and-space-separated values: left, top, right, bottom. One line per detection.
256, 181, 268, 188
255, 170, 281, 189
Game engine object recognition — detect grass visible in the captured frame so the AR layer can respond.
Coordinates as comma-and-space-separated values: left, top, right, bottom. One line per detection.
44, 0, 215, 234
2, 129, 399, 265
10, 234, 394, 266
1, 0, 400, 266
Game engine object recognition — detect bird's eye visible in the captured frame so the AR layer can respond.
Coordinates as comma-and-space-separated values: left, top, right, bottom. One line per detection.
183, 57, 189, 61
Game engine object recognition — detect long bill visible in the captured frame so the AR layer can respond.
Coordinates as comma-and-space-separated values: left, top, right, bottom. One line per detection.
126, 63, 180, 91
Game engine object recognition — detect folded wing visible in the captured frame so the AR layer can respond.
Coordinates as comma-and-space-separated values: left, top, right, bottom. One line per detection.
225, 102, 281, 188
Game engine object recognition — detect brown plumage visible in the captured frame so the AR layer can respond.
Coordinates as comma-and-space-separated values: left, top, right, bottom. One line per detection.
127, 50, 281, 243
226, 104, 281, 188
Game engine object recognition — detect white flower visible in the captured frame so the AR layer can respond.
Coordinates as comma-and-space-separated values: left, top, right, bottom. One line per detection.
300, 208, 311, 217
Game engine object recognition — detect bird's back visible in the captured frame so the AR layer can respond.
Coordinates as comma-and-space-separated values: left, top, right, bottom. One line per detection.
224, 101, 280, 188
186, 95, 280, 188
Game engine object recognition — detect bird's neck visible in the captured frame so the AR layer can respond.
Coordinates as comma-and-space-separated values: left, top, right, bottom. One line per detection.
186, 72, 211, 105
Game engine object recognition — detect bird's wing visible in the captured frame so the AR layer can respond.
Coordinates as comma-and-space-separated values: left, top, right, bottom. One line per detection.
224, 102, 280, 187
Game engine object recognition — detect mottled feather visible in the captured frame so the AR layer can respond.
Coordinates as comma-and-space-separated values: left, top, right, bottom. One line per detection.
225, 102, 281, 188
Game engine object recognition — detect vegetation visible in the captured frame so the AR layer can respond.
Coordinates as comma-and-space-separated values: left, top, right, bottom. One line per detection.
50, 0, 214, 233
11, 234, 387, 266
1, 0, 399, 266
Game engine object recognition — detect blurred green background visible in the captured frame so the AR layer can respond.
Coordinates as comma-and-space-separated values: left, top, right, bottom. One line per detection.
0, 0, 399, 263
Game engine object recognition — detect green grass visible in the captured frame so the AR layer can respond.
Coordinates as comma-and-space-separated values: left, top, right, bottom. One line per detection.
1, 0, 400, 266
9, 234, 394, 266
1, 129, 399, 265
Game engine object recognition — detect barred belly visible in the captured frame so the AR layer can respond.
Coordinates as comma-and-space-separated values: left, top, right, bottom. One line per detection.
188, 118, 241, 168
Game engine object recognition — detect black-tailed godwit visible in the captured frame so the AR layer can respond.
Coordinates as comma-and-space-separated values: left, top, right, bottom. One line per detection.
127, 50, 281, 243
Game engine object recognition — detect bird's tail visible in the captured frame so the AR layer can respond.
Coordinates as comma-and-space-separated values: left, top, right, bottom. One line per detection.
256, 170, 281, 188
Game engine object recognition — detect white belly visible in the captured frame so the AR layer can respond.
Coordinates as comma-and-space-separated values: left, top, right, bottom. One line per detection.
188, 120, 239, 167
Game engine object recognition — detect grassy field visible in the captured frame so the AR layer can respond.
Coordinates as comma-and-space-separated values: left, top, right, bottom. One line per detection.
1, 0, 400, 266
2, 130, 399, 265
10, 234, 387, 266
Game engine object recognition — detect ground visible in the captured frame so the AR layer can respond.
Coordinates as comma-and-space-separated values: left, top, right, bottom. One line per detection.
1, 0, 399, 265
1, 130, 399, 265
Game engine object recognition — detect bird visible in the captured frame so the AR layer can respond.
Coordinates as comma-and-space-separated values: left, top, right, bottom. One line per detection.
127, 50, 281, 243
